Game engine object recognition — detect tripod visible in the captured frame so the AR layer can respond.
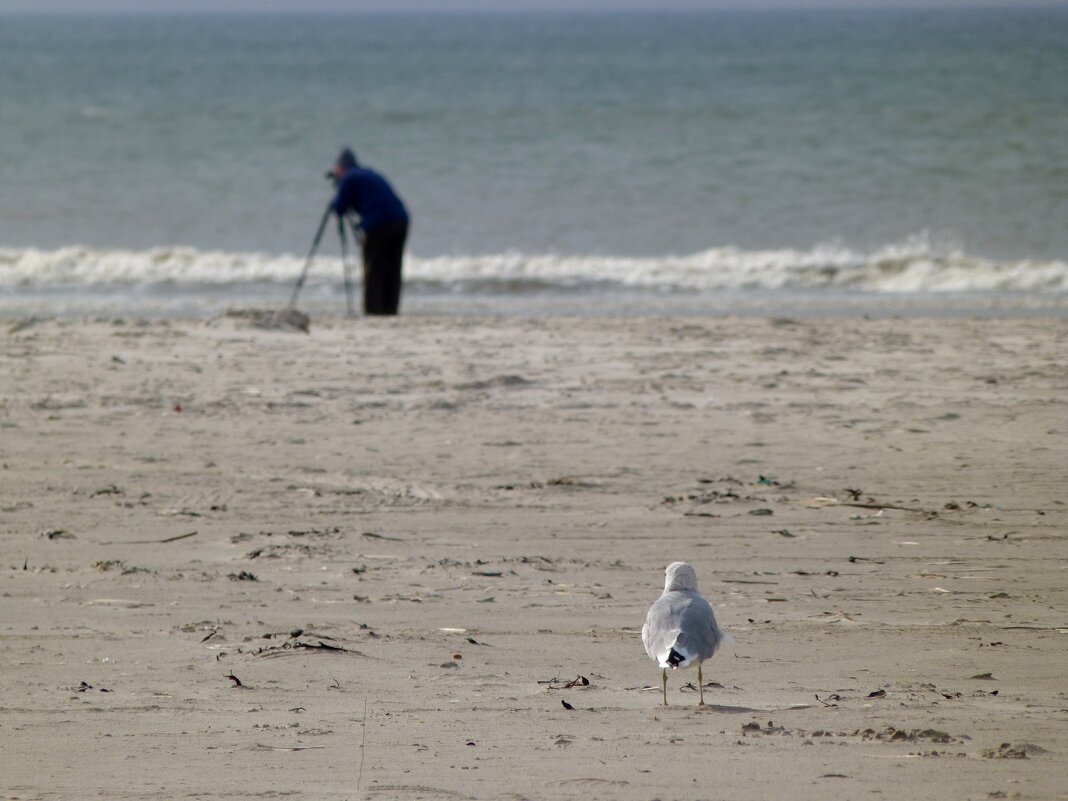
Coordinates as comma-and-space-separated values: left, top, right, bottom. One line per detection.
289, 203, 364, 316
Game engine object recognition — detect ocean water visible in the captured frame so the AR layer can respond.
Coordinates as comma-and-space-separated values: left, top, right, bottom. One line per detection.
2, 10, 1067, 318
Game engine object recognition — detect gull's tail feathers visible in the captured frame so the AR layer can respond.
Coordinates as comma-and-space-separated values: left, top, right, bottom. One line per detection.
659, 639, 697, 669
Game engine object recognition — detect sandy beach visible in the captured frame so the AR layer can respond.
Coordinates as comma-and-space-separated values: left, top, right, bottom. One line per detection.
2, 313, 1066, 801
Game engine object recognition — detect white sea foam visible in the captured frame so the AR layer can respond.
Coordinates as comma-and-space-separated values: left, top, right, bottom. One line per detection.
2, 238, 1066, 295
0, 247, 307, 287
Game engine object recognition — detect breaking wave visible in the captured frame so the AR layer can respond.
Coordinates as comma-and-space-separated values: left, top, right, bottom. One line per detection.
2, 237, 1066, 295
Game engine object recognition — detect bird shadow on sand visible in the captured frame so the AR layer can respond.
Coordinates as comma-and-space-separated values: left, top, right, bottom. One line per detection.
693, 704, 768, 713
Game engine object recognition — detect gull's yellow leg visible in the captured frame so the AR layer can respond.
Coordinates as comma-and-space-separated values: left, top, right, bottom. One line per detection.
661, 668, 668, 706
698, 664, 705, 706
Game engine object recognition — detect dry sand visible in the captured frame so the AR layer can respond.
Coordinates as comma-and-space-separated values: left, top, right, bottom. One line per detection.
1, 313, 1066, 801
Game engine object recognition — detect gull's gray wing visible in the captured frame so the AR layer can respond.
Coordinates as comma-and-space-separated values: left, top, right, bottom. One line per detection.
643, 590, 723, 667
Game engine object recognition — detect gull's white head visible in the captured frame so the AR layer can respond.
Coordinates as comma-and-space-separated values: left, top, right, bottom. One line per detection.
664, 561, 699, 592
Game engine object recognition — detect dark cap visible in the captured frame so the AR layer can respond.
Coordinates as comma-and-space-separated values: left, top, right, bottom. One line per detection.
335, 148, 358, 170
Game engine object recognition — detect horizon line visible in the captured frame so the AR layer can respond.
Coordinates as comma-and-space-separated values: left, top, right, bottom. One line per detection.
3, 3, 1068, 14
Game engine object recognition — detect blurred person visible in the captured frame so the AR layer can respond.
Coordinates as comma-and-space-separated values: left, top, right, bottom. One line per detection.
328, 148, 409, 315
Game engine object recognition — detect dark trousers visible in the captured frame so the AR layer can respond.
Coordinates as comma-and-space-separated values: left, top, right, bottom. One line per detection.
362, 220, 408, 316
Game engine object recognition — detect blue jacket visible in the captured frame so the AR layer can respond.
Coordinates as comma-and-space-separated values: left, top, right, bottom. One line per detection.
331, 167, 409, 233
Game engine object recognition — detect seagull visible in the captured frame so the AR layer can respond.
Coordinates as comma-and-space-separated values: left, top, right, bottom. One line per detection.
642, 561, 729, 706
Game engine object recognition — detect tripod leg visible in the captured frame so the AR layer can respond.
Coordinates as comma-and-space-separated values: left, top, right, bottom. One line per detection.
289, 202, 333, 308
338, 217, 355, 317
348, 216, 366, 315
